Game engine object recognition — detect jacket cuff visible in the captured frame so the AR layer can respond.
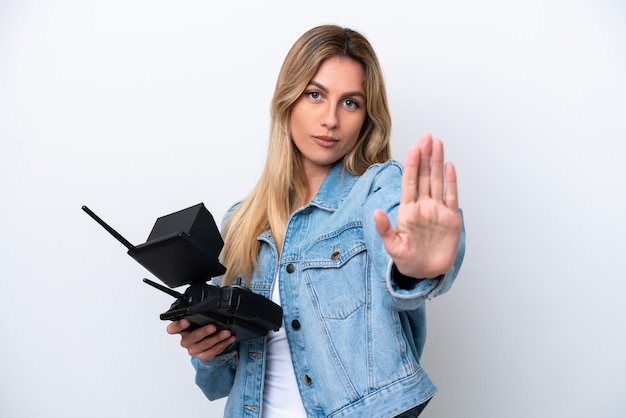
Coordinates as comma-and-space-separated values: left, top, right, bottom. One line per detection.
387, 261, 439, 299
391, 264, 444, 290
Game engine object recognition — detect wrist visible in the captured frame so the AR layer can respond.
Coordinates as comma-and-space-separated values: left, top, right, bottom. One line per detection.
392, 264, 443, 290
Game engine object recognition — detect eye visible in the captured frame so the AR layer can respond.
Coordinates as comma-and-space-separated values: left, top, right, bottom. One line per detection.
343, 99, 361, 110
306, 91, 322, 101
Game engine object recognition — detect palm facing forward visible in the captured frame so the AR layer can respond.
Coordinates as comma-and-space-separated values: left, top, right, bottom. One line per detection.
374, 133, 463, 279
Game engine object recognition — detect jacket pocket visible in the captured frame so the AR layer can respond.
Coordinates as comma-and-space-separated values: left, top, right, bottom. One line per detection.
301, 222, 367, 320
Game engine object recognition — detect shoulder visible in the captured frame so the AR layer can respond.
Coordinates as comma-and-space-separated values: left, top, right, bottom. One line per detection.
364, 159, 403, 176
336, 160, 403, 208
220, 201, 242, 229
361, 159, 404, 188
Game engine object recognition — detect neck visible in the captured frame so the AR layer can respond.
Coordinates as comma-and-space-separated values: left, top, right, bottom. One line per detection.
303, 164, 332, 202
305, 174, 325, 202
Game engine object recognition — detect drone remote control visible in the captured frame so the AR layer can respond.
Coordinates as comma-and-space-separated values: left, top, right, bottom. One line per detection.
82, 203, 283, 341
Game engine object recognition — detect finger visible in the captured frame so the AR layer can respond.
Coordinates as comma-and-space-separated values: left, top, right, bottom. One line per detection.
417, 133, 433, 199
430, 139, 445, 202
187, 324, 218, 344
183, 325, 220, 351
374, 209, 397, 255
374, 209, 393, 242
191, 330, 236, 360
400, 145, 419, 205
444, 162, 459, 211
211, 332, 237, 355
166, 319, 191, 335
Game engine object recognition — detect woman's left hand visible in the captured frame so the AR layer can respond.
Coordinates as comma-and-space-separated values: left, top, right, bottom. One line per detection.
374, 133, 463, 279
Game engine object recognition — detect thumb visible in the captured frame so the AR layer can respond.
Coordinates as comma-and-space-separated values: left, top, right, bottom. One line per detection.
374, 209, 394, 244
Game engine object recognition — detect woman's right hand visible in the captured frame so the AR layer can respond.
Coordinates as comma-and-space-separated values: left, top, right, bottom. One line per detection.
167, 319, 237, 361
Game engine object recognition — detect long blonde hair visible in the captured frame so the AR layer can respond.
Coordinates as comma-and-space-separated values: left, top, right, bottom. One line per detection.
220, 25, 392, 285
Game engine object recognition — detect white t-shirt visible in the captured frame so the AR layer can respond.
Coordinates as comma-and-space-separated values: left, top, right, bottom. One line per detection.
261, 277, 308, 418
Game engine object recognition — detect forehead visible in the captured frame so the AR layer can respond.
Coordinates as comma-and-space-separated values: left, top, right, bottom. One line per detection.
310, 56, 365, 93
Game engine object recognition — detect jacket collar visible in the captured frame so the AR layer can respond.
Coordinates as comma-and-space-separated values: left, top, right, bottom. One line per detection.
308, 161, 360, 211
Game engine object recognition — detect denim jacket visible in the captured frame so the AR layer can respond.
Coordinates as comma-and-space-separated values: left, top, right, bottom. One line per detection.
192, 160, 466, 418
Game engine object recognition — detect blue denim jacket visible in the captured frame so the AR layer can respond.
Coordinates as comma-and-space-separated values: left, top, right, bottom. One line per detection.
192, 160, 466, 418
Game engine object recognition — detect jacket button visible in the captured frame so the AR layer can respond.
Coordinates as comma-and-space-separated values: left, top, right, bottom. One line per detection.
331, 245, 340, 260
302, 374, 312, 385
286, 263, 295, 273
291, 319, 301, 330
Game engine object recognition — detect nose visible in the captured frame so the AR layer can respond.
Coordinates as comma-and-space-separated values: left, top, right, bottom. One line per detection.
320, 103, 339, 129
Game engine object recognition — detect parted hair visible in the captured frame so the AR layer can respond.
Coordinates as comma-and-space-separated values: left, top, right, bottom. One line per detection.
220, 25, 392, 285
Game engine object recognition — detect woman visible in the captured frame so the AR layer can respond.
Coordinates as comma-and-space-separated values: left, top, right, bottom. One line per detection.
168, 25, 465, 418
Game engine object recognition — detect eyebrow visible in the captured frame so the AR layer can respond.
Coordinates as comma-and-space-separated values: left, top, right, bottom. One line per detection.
308, 80, 366, 99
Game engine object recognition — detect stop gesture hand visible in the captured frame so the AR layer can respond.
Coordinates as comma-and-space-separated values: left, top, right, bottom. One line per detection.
374, 133, 463, 279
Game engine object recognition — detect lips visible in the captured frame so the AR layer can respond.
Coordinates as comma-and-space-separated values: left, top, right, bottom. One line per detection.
312, 136, 339, 148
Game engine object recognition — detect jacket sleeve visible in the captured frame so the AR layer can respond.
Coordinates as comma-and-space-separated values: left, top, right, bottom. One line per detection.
361, 162, 466, 310
191, 350, 238, 400
188, 203, 243, 401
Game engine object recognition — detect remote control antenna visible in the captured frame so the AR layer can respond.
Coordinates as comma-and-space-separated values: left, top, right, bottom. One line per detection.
82, 205, 135, 250
143, 278, 184, 298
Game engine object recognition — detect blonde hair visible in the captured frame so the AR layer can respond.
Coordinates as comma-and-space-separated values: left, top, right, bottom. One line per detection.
220, 25, 392, 285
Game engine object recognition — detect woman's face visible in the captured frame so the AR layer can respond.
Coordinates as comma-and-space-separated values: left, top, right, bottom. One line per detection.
290, 56, 367, 179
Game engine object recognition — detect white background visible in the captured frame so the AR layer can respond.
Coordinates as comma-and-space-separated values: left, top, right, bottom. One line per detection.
1, 1, 625, 417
